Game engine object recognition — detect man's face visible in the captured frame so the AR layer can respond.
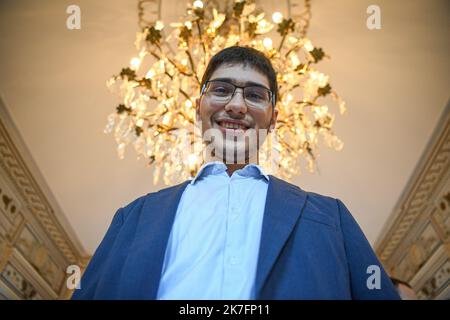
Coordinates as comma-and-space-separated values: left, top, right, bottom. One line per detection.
195, 63, 278, 163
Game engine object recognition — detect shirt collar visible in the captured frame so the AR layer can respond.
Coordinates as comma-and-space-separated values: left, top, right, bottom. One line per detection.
190, 161, 269, 185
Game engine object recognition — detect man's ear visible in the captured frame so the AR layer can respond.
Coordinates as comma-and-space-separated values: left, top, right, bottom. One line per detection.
269, 108, 278, 131
195, 98, 200, 120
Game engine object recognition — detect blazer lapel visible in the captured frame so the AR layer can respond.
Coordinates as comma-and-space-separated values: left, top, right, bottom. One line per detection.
254, 175, 308, 297
120, 181, 190, 299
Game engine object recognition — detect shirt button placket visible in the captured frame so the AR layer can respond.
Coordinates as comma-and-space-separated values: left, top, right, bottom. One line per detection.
223, 178, 241, 299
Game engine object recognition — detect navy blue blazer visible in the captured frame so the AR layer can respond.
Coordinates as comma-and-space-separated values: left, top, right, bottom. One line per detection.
72, 176, 399, 299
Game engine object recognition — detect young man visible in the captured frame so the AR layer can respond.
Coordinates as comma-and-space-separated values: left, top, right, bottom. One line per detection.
72, 46, 400, 300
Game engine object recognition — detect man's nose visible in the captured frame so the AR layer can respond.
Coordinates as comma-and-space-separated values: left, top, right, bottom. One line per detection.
224, 88, 247, 114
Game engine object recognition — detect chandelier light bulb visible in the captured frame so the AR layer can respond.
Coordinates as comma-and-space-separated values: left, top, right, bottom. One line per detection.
145, 69, 155, 79
130, 57, 141, 70
155, 20, 164, 30
193, 0, 204, 9
303, 39, 314, 51
136, 119, 144, 127
272, 12, 283, 24
263, 37, 273, 49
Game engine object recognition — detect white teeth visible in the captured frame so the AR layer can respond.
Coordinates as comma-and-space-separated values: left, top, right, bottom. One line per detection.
218, 121, 247, 130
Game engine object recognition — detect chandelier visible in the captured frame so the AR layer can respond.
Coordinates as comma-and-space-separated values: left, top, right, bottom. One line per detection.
105, 0, 346, 185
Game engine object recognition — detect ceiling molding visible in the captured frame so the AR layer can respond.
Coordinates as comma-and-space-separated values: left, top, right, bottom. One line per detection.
375, 100, 450, 299
0, 96, 88, 265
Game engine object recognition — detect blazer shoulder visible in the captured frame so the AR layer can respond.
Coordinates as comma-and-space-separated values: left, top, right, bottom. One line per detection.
305, 190, 339, 210
272, 176, 341, 226
301, 190, 342, 227
272, 175, 338, 210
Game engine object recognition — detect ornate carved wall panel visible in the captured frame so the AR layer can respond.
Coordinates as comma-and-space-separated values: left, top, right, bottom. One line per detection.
0, 98, 88, 299
375, 101, 450, 300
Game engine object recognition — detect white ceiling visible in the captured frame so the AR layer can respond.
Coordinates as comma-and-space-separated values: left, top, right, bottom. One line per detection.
0, 0, 448, 254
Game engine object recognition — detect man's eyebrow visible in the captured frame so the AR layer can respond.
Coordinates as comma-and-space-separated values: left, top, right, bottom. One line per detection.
209, 77, 270, 89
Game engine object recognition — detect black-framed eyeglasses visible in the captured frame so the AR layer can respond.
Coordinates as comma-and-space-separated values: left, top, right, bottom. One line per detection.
200, 80, 275, 110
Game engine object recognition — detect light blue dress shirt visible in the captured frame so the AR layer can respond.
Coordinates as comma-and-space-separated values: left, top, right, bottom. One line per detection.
156, 161, 270, 300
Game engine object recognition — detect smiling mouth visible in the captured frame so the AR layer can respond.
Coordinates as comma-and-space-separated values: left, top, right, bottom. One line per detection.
214, 120, 251, 132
